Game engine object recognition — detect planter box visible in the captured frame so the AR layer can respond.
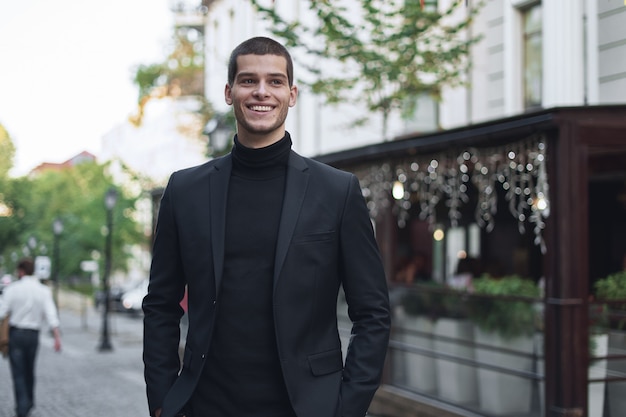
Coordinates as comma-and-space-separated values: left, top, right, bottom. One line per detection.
402, 315, 437, 394
390, 309, 408, 385
608, 330, 626, 417
536, 333, 608, 417
588, 333, 608, 417
474, 327, 535, 415
433, 318, 478, 405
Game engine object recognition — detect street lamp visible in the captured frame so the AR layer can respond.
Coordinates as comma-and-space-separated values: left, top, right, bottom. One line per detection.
27, 236, 37, 254
204, 113, 234, 155
98, 187, 117, 352
52, 218, 63, 307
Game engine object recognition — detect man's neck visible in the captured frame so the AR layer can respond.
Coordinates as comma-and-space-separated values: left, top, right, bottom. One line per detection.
236, 128, 286, 149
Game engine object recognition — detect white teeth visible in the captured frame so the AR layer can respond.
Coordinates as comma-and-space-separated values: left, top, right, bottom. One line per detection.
250, 105, 272, 112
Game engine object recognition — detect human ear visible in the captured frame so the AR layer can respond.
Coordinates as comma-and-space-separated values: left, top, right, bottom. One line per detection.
224, 83, 233, 105
289, 85, 298, 107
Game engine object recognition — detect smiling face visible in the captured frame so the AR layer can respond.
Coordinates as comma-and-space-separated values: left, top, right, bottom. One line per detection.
225, 54, 298, 148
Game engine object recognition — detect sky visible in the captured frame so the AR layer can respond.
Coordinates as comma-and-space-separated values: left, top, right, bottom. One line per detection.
0, 0, 174, 176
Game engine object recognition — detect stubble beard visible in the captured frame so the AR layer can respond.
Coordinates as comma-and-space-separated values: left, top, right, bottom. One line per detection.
235, 106, 289, 139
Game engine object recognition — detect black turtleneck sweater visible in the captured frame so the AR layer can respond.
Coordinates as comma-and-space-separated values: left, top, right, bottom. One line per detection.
190, 134, 295, 417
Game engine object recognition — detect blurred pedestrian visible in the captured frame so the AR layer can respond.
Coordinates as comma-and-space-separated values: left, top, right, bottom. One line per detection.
394, 252, 431, 285
0, 257, 61, 417
143, 36, 391, 417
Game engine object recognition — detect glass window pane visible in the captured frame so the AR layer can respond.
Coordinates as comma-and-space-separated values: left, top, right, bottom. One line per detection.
523, 4, 542, 110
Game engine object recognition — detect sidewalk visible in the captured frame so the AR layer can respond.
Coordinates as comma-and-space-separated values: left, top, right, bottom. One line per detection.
1, 294, 381, 417
0, 300, 147, 417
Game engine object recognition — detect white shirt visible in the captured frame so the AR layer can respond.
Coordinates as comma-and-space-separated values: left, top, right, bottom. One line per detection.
0, 275, 60, 330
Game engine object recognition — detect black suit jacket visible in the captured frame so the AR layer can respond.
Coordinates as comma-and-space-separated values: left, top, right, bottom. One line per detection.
143, 150, 391, 417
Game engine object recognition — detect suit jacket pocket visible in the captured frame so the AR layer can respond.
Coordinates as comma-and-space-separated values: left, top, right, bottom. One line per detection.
292, 230, 335, 245
308, 349, 343, 376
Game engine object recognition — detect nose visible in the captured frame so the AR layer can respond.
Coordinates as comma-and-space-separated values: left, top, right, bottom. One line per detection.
253, 81, 269, 98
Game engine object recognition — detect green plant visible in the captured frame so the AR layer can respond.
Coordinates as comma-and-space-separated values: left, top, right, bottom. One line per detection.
401, 281, 468, 320
438, 288, 471, 319
469, 275, 541, 340
250, 0, 484, 139
594, 271, 626, 299
400, 283, 438, 317
594, 271, 626, 330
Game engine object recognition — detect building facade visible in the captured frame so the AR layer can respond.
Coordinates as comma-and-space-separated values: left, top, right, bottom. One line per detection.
167, 1, 626, 416
200, 0, 626, 156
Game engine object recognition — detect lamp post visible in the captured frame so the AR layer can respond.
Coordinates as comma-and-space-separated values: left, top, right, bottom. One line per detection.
27, 236, 37, 255
52, 218, 63, 307
204, 113, 234, 155
98, 187, 117, 352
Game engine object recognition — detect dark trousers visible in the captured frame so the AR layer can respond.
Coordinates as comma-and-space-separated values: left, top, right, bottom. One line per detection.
8, 327, 40, 417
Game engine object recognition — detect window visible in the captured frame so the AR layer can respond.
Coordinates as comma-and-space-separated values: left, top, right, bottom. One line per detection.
523, 3, 542, 110
402, 93, 439, 134
423, 0, 437, 12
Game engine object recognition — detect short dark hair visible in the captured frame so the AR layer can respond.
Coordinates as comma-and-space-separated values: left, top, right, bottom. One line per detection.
17, 258, 35, 276
227, 36, 294, 87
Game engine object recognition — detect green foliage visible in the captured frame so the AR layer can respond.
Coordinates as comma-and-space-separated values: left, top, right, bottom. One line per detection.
0, 162, 147, 284
0, 177, 24, 257
132, 28, 206, 102
134, 63, 165, 101
401, 282, 440, 317
469, 275, 540, 339
594, 271, 626, 330
595, 271, 626, 300
0, 124, 16, 178
401, 281, 468, 319
131, 27, 213, 155
250, 0, 484, 137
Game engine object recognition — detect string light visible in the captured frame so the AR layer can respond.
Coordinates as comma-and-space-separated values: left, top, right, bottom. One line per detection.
358, 133, 550, 253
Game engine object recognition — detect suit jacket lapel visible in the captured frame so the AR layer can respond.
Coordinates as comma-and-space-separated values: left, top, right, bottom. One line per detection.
274, 152, 309, 288
210, 154, 232, 293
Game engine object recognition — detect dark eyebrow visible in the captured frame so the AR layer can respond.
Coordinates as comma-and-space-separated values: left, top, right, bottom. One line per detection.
268, 73, 288, 80
236, 72, 288, 81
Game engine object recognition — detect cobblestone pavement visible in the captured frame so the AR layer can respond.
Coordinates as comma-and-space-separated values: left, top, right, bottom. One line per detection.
0, 303, 147, 417
1, 295, 381, 417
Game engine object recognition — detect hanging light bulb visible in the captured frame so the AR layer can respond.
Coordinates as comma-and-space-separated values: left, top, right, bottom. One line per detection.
392, 181, 405, 200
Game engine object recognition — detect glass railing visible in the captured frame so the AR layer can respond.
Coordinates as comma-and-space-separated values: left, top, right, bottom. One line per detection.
344, 283, 626, 417
589, 298, 626, 417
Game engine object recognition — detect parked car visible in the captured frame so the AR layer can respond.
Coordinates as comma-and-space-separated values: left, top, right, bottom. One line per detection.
94, 279, 145, 313
121, 279, 149, 316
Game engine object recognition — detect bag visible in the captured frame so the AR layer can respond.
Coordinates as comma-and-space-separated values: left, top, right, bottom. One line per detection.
0, 315, 9, 358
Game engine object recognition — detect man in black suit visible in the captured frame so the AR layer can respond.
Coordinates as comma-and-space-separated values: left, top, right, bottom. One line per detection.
143, 36, 391, 417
